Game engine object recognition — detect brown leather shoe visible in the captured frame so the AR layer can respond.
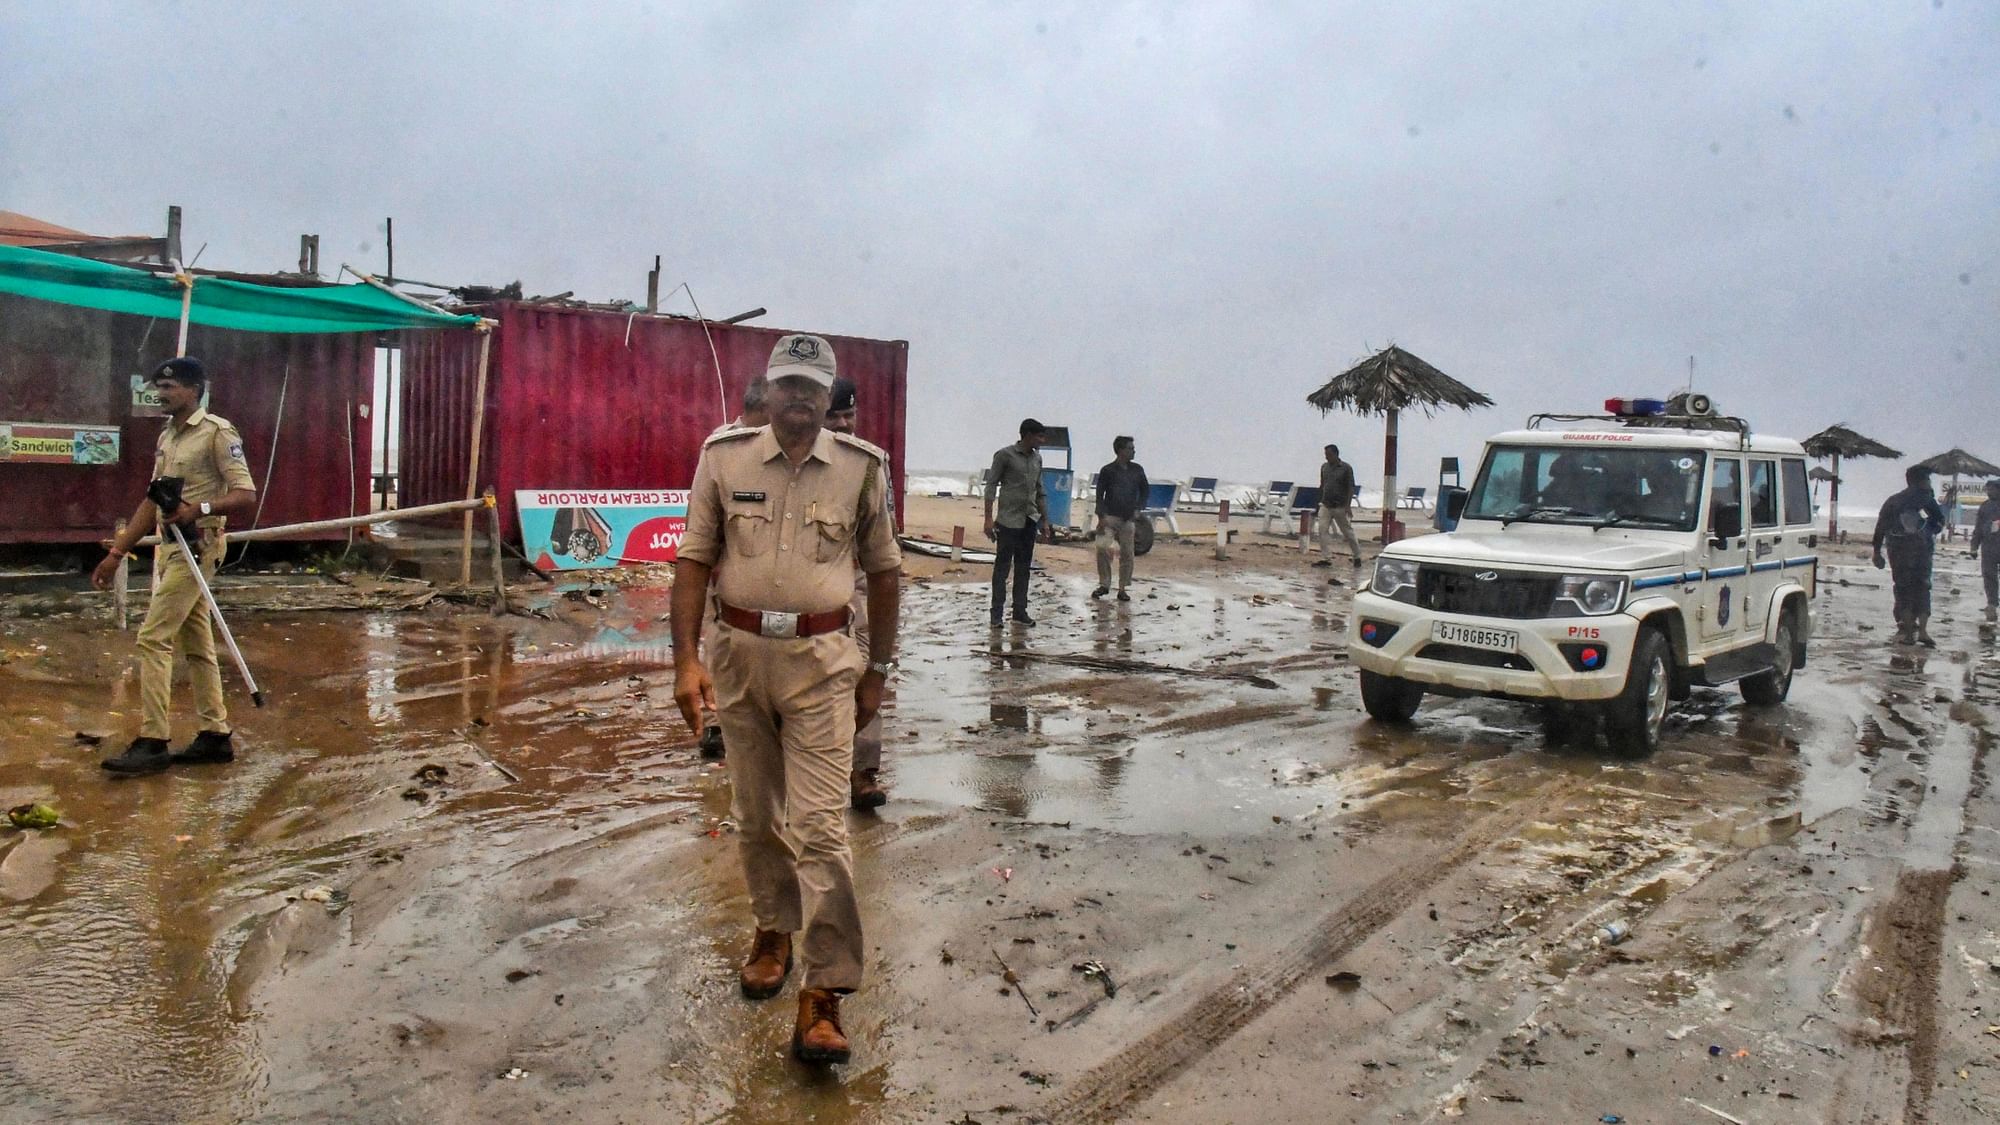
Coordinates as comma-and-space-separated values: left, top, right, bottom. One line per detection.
792, 988, 851, 1064
850, 768, 887, 810
739, 929, 792, 999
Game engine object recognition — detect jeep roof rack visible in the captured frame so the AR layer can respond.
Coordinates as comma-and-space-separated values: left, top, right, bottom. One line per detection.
1524, 412, 1752, 448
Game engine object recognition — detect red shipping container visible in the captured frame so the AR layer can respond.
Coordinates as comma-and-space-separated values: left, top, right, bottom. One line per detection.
0, 294, 373, 545
399, 303, 909, 541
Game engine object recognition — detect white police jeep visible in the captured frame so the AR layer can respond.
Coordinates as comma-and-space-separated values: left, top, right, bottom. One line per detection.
1347, 397, 1818, 754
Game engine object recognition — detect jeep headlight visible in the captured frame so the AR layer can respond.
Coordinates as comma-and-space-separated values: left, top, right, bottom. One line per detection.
1371, 558, 1419, 602
1555, 574, 1626, 616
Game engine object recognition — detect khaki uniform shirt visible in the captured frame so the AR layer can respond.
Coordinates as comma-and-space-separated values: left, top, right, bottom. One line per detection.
154, 408, 256, 533
680, 426, 900, 615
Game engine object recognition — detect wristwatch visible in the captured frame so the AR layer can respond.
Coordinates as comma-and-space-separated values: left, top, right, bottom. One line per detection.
199, 501, 212, 517
866, 659, 899, 679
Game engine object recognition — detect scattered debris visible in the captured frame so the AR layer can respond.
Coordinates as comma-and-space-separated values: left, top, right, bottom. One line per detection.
993, 948, 1038, 1018
72, 732, 102, 746
1073, 959, 1117, 998
501, 1067, 527, 1081
1599, 920, 1630, 945
6, 803, 59, 830
1683, 1100, 1747, 1125
504, 969, 539, 984
992, 866, 1013, 882
412, 763, 449, 787
299, 886, 334, 904
972, 648, 1281, 690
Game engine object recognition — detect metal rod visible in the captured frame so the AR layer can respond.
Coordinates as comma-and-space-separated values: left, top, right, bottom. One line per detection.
173, 261, 193, 356
166, 524, 263, 707
461, 327, 493, 586
133, 495, 488, 547
340, 263, 486, 324
721, 307, 767, 325
113, 519, 130, 629
486, 490, 507, 615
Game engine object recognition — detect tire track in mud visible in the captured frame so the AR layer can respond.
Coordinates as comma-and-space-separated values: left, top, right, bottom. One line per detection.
1858, 868, 1954, 1125
1039, 779, 1583, 1124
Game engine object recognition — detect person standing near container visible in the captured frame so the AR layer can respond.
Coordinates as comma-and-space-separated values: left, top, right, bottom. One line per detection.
1313, 443, 1363, 574
984, 418, 1050, 627
825, 376, 891, 809
672, 334, 901, 1066
1092, 436, 1148, 603
1873, 464, 1947, 646
91, 358, 259, 775
1968, 478, 2000, 624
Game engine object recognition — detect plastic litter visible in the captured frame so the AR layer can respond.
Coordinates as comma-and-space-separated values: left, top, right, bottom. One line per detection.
299, 886, 334, 903
6, 803, 59, 830
1599, 920, 1630, 944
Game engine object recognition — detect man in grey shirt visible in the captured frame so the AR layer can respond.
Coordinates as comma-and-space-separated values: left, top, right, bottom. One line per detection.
984, 418, 1050, 627
1314, 443, 1363, 572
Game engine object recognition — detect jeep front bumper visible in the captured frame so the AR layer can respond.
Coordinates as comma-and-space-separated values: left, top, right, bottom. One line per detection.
1346, 592, 1642, 702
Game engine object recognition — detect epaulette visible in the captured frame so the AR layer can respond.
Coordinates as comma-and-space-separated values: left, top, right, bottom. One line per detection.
702, 426, 759, 449
831, 431, 889, 464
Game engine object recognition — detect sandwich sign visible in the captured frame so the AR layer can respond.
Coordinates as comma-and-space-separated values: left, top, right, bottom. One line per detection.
515, 490, 690, 572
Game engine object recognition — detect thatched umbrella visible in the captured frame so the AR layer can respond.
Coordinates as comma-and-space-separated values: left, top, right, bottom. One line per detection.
1307, 345, 1493, 542
1916, 448, 2000, 533
1802, 424, 1901, 539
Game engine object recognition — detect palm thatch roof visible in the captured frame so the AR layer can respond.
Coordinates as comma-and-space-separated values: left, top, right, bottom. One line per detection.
1801, 424, 1900, 460
1306, 345, 1494, 417
1916, 448, 2000, 477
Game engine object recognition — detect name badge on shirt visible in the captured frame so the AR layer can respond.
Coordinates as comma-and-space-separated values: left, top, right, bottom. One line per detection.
731, 491, 767, 502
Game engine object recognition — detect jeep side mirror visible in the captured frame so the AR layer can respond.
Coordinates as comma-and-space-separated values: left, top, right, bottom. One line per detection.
1433, 487, 1469, 532
1710, 504, 1742, 546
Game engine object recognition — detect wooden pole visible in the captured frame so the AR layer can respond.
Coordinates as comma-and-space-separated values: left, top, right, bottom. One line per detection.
113, 519, 130, 630
486, 490, 507, 615
461, 325, 493, 587
1828, 452, 1841, 540
950, 525, 965, 563
1215, 499, 1230, 560
1381, 406, 1400, 544
132, 496, 488, 546
646, 255, 661, 314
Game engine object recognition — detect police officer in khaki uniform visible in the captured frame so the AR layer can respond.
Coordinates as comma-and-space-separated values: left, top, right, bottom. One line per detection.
92, 358, 258, 775
672, 334, 901, 1066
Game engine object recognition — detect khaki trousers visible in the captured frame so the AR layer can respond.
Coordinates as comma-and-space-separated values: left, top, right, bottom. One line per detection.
1317, 504, 1362, 562
137, 533, 229, 741
1095, 514, 1137, 590
712, 623, 866, 991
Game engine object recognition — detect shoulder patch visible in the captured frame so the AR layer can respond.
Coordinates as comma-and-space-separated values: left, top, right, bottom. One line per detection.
702, 427, 759, 449
831, 431, 889, 464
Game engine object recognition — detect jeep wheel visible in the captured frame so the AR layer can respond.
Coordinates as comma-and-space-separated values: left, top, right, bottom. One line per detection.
1739, 615, 1797, 705
1359, 670, 1423, 723
1602, 627, 1672, 757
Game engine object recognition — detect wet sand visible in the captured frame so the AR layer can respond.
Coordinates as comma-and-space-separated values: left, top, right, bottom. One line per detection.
3, 519, 1998, 1123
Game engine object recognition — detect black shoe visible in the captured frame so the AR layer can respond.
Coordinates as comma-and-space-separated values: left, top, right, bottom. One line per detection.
1311, 560, 1332, 568
170, 730, 235, 765
1011, 611, 1036, 626
698, 725, 726, 760
990, 611, 1004, 628
1091, 587, 1108, 599
102, 737, 171, 776
1116, 591, 1131, 602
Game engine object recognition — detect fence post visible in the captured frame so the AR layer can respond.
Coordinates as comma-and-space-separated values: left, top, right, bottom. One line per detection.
1214, 501, 1229, 560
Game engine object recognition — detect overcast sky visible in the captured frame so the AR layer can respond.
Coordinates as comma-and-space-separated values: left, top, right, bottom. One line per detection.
3, 2, 1994, 505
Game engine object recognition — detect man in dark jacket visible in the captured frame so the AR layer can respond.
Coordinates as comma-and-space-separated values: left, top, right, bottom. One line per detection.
1968, 478, 2000, 624
1313, 444, 1362, 571
1092, 436, 1149, 602
1874, 464, 1947, 645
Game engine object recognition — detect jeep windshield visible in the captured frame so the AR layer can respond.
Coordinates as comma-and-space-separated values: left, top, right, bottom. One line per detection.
1464, 445, 1703, 531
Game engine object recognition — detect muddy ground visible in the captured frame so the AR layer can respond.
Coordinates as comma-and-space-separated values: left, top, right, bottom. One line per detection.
3, 504, 1999, 1124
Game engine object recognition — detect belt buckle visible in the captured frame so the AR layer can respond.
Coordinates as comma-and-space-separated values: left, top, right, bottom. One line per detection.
759, 611, 800, 639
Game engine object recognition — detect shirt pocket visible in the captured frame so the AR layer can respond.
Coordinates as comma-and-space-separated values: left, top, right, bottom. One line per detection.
807, 510, 855, 563
723, 502, 774, 558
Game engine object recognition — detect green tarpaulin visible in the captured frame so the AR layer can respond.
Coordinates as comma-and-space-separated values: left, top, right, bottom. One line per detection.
0, 243, 480, 334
